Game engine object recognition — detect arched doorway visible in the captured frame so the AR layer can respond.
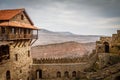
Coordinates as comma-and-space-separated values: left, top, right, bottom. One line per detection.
56, 71, 61, 78
115, 76, 120, 80
6, 70, 11, 80
72, 71, 76, 77
27, 77, 29, 80
104, 42, 109, 53
36, 69, 42, 79
64, 71, 69, 78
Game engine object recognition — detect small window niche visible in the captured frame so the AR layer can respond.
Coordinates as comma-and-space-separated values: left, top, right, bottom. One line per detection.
21, 14, 24, 20
20, 69, 22, 73
6, 70, 11, 80
28, 50, 30, 57
15, 54, 18, 61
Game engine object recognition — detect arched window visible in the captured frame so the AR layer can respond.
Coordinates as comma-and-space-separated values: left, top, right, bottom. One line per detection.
15, 54, 18, 61
56, 71, 61, 78
6, 70, 11, 80
28, 50, 30, 57
64, 71, 69, 78
72, 71, 76, 77
104, 42, 109, 53
36, 69, 42, 79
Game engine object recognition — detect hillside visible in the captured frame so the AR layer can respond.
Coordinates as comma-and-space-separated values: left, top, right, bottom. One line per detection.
31, 41, 95, 59
33, 29, 100, 46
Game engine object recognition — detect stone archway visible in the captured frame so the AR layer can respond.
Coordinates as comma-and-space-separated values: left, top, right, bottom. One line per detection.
36, 69, 42, 79
104, 42, 109, 53
64, 71, 69, 78
56, 71, 61, 78
72, 71, 76, 77
6, 70, 11, 80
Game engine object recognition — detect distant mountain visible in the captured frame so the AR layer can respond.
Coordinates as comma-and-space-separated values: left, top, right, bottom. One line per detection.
38, 29, 74, 35
38, 29, 53, 33
33, 29, 100, 46
56, 32, 74, 35
31, 41, 95, 59
32, 29, 99, 58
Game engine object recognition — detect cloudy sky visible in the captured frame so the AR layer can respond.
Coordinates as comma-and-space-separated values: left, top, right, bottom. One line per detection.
0, 0, 120, 36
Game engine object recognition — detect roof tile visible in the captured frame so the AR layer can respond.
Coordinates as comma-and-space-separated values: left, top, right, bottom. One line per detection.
0, 9, 24, 20
0, 8, 38, 29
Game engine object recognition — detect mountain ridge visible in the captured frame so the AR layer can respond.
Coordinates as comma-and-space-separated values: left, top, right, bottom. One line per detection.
33, 29, 100, 46
38, 29, 102, 36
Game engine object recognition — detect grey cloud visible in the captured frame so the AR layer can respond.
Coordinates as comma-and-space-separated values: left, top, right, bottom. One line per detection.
0, 0, 120, 35
1, 0, 120, 18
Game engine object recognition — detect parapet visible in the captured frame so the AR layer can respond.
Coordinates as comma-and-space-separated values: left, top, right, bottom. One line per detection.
33, 57, 88, 64
112, 34, 117, 41
100, 36, 112, 43
117, 30, 120, 36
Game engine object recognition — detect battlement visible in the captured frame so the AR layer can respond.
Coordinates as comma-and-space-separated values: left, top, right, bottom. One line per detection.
100, 36, 111, 41
33, 57, 88, 64
99, 36, 112, 43
112, 34, 117, 42
112, 34, 117, 37
96, 30, 120, 54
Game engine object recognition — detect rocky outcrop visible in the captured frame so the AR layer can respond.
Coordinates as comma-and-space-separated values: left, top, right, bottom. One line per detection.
87, 62, 120, 80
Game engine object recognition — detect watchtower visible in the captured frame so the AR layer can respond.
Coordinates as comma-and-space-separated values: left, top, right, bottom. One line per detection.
0, 8, 38, 80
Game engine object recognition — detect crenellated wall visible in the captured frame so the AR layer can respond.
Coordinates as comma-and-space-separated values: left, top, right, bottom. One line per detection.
32, 63, 87, 79
31, 52, 98, 80
100, 37, 112, 44
33, 57, 88, 64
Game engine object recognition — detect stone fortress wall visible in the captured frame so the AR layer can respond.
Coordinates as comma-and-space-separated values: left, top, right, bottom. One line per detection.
31, 30, 120, 80
31, 52, 98, 80
96, 30, 120, 54
33, 57, 88, 64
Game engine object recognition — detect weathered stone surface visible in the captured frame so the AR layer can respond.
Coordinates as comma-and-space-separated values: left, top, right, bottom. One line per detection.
0, 8, 35, 80
96, 30, 120, 54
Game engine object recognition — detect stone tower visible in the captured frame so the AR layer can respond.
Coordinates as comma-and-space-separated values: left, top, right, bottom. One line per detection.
96, 30, 120, 54
0, 8, 38, 80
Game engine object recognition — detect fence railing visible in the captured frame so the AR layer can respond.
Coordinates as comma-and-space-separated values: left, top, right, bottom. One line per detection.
0, 34, 38, 40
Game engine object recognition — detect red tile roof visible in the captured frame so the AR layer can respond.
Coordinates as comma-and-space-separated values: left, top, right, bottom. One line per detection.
0, 8, 38, 29
0, 8, 24, 20
0, 21, 38, 29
